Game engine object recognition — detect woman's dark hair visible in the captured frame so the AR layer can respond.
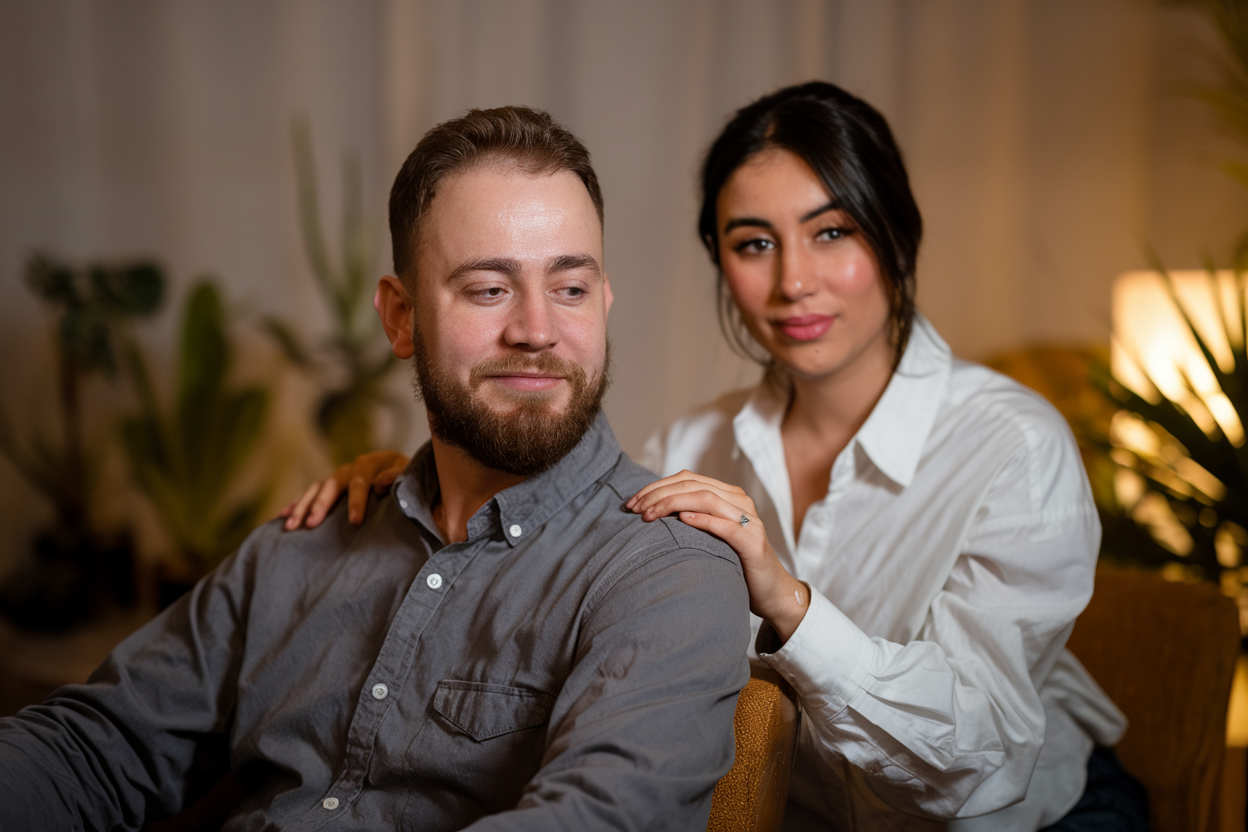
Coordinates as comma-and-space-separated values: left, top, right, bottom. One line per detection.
699, 81, 923, 365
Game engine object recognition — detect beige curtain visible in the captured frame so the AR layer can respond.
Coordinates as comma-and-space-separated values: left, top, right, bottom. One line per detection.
0, 0, 1243, 569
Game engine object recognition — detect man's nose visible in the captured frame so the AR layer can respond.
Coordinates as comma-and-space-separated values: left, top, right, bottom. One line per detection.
502, 290, 558, 351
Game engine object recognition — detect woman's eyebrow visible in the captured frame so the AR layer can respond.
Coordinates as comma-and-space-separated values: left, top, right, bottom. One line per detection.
799, 200, 842, 223
723, 216, 772, 234
723, 200, 844, 234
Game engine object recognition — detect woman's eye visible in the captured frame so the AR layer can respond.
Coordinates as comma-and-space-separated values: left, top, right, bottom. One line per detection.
734, 238, 774, 254
816, 227, 850, 241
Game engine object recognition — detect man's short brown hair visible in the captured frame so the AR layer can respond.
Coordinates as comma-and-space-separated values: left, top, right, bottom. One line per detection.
388, 106, 604, 289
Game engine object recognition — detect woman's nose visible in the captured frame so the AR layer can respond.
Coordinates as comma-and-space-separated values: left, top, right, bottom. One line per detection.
777, 246, 815, 302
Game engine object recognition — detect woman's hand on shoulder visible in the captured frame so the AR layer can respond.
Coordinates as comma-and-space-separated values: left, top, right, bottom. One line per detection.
627, 471, 810, 642
279, 450, 410, 530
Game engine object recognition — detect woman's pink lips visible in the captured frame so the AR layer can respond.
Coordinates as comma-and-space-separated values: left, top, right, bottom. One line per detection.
775, 314, 834, 341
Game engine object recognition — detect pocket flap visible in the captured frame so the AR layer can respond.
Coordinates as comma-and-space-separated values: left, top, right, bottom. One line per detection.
432, 681, 555, 742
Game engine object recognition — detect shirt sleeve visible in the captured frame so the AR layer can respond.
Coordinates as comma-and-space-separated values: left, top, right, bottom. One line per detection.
0, 551, 249, 831
462, 534, 752, 832
758, 427, 1105, 820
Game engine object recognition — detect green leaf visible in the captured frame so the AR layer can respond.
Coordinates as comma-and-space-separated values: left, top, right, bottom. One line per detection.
176, 281, 228, 420
24, 254, 78, 306
90, 261, 164, 317
261, 316, 315, 370
291, 116, 336, 299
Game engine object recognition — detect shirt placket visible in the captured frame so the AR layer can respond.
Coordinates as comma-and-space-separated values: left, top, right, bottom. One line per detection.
290, 537, 485, 830
794, 444, 855, 581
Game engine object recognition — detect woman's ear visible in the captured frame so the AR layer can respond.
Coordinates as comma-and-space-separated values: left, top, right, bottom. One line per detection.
375, 276, 415, 359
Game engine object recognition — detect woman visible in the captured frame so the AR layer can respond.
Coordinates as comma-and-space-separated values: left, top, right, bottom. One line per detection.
283, 82, 1144, 831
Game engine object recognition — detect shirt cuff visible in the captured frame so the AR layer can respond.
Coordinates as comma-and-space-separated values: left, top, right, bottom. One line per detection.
756, 583, 873, 715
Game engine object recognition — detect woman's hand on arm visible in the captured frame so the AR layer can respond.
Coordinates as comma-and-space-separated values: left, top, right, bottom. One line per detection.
279, 450, 410, 529
626, 471, 810, 641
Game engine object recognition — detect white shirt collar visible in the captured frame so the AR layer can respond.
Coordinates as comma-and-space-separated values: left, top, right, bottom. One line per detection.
732, 312, 951, 491
854, 313, 951, 487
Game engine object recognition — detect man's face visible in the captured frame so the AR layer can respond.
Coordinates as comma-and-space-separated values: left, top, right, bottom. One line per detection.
406, 163, 613, 475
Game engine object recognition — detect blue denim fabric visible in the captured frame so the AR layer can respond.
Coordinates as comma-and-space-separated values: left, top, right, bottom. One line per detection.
1041, 747, 1151, 832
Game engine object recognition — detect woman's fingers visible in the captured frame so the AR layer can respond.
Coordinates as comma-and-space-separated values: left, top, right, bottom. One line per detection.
630, 476, 755, 522
627, 470, 746, 510
283, 481, 328, 530
283, 450, 411, 531
308, 467, 352, 527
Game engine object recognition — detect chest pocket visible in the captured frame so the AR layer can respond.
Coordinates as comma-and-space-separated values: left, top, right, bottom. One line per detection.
432, 680, 555, 741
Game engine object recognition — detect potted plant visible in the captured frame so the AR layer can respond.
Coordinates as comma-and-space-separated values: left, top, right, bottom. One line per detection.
0, 254, 163, 630
120, 280, 272, 606
263, 119, 405, 466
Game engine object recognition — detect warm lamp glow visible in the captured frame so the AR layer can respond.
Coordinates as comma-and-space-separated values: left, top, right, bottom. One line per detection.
1111, 270, 1245, 446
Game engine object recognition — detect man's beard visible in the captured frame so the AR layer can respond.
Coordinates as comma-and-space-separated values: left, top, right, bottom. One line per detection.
411, 333, 611, 477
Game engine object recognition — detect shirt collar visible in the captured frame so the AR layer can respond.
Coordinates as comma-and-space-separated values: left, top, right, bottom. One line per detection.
732, 313, 951, 490
393, 409, 623, 547
853, 313, 950, 487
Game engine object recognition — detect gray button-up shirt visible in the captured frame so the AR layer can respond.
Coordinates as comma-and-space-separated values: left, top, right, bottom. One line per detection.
0, 413, 750, 831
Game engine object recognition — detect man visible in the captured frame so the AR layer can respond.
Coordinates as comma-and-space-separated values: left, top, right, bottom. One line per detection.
0, 107, 750, 830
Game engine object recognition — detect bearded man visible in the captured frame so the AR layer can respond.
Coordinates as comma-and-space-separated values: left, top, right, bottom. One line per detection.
0, 107, 750, 831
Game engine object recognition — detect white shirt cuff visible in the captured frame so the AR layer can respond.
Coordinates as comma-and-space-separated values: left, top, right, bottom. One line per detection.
757, 583, 874, 715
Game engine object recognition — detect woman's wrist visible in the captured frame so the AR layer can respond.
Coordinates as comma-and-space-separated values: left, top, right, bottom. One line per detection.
762, 574, 810, 645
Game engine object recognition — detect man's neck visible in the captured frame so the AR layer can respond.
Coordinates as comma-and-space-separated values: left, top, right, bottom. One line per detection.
429, 438, 529, 544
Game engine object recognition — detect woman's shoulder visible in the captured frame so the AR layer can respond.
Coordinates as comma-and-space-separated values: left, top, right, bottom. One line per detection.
936, 359, 1090, 510
943, 358, 1076, 446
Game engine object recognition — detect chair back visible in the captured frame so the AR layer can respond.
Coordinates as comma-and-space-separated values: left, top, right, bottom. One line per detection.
707, 663, 800, 832
1065, 567, 1240, 832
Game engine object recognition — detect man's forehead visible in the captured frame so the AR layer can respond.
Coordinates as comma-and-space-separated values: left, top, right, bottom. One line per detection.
417, 164, 604, 267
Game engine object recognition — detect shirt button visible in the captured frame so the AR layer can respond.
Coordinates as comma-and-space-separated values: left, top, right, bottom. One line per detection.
399, 499, 408, 509
509, 524, 522, 538
426, 573, 443, 590
322, 797, 339, 810
372, 683, 388, 700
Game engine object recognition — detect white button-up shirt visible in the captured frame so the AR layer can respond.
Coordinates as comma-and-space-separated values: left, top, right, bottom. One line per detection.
644, 314, 1126, 831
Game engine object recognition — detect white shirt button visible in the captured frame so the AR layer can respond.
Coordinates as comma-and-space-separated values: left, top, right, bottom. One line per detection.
322, 797, 339, 810
399, 499, 408, 509
371, 683, 388, 700
426, 573, 443, 590
509, 524, 522, 538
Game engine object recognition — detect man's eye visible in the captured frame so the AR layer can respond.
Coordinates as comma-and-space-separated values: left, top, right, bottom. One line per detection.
474, 286, 506, 299
561, 286, 586, 298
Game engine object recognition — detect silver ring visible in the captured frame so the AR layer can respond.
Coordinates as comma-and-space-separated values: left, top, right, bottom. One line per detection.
739, 513, 750, 527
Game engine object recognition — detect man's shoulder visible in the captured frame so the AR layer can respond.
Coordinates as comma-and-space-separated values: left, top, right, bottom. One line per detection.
226, 493, 422, 585
597, 453, 741, 571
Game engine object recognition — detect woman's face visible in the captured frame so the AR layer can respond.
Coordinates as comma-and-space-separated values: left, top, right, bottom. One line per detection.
716, 148, 893, 385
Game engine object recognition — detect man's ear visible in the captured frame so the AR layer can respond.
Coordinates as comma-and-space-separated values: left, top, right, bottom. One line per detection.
375, 276, 415, 359
602, 272, 614, 321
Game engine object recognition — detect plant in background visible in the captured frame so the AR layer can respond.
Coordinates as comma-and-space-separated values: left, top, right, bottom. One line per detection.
1092, 267, 1248, 590
121, 280, 271, 585
264, 118, 404, 466
0, 254, 163, 629
1089, 0, 1248, 592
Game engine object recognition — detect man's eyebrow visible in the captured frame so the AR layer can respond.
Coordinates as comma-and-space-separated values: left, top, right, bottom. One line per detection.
547, 253, 601, 276
722, 200, 843, 234
448, 257, 521, 281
